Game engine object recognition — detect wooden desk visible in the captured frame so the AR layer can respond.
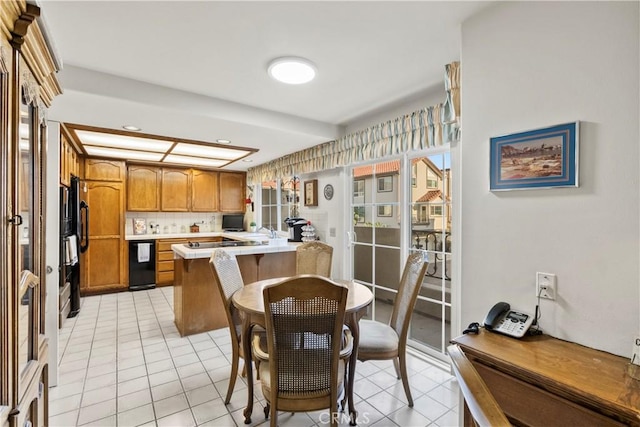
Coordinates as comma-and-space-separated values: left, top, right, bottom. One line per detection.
452, 330, 640, 426
232, 277, 373, 425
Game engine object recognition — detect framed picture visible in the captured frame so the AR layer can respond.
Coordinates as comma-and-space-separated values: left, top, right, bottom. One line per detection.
377, 205, 392, 217
490, 122, 579, 191
304, 179, 318, 206
133, 218, 147, 235
378, 176, 393, 192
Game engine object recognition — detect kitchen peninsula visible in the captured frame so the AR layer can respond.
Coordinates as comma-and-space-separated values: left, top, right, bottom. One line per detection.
169, 233, 298, 336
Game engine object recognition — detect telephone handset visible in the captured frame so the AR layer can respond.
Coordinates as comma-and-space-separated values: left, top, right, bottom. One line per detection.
483, 302, 534, 338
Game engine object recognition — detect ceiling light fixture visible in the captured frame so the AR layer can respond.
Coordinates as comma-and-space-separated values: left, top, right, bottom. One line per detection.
216, 139, 231, 144
267, 56, 317, 85
122, 125, 141, 131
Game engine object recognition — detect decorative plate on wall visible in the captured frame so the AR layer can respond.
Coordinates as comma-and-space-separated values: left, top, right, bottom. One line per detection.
323, 184, 334, 200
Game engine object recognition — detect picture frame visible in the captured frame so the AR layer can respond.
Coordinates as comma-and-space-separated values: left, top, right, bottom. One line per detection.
304, 179, 318, 206
133, 218, 147, 235
490, 122, 579, 191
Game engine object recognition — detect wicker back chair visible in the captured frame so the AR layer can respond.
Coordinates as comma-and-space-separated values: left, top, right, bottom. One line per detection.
208, 249, 249, 404
252, 275, 352, 427
357, 251, 428, 407
296, 241, 333, 276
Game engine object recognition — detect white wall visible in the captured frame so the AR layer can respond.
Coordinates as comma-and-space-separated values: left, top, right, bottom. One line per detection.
459, 1, 639, 356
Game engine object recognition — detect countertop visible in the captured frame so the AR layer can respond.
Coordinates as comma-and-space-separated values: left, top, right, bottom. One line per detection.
125, 231, 279, 241
171, 240, 299, 259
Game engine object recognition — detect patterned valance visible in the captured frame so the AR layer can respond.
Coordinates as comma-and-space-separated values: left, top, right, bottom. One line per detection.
247, 62, 460, 184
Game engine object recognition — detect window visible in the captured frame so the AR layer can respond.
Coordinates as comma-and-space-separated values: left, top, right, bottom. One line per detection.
427, 169, 438, 188
377, 205, 392, 217
377, 176, 392, 192
430, 205, 443, 216
353, 180, 364, 200
411, 163, 417, 187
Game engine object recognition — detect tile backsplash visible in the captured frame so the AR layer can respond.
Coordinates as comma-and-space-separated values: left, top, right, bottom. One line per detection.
125, 212, 222, 235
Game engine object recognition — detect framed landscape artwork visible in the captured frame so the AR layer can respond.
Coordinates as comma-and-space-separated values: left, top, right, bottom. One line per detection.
490, 122, 579, 191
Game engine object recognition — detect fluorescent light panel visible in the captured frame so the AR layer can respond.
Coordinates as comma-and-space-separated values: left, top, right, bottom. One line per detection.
84, 146, 164, 162
170, 142, 250, 160
163, 154, 228, 168
76, 130, 173, 152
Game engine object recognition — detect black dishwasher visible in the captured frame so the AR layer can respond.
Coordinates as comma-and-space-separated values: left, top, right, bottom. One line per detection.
129, 240, 156, 291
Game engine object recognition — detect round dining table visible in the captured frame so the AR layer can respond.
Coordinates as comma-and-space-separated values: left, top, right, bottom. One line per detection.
231, 276, 373, 425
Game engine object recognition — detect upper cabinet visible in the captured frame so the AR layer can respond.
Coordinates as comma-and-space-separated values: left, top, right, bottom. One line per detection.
60, 132, 81, 186
127, 165, 161, 211
161, 168, 191, 212
125, 165, 240, 213
84, 158, 125, 182
191, 169, 219, 212
219, 172, 246, 212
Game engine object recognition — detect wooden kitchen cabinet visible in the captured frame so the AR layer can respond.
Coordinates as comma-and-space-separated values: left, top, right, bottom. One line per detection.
60, 133, 82, 186
127, 165, 161, 211
219, 171, 246, 212
191, 169, 218, 212
84, 158, 125, 182
155, 237, 222, 286
81, 181, 127, 294
161, 168, 191, 211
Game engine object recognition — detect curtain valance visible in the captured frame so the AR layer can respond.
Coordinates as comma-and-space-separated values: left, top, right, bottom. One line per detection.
247, 61, 459, 184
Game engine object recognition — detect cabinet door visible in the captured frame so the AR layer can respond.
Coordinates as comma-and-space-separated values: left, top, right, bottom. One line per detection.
127, 165, 160, 211
219, 172, 246, 213
84, 158, 125, 181
81, 181, 126, 294
161, 168, 191, 212
191, 169, 218, 212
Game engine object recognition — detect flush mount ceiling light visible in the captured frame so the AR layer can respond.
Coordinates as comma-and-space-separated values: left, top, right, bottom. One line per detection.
122, 125, 141, 131
267, 56, 317, 84
216, 139, 231, 144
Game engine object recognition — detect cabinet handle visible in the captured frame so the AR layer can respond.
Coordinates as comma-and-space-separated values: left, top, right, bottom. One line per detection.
8, 214, 23, 225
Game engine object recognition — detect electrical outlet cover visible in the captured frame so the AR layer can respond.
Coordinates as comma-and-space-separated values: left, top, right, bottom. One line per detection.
632, 337, 640, 366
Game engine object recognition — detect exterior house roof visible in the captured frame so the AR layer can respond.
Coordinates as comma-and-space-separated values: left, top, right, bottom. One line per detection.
416, 190, 443, 202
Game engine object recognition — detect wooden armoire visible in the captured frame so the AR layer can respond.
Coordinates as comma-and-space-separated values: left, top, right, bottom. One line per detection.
0, 2, 62, 427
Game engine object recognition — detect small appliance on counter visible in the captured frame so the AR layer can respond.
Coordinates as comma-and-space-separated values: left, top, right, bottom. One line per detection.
190, 223, 200, 233
284, 217, 307, 242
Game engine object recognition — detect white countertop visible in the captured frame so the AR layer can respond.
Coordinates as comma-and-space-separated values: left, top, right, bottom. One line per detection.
125, 231, 278, 241
171, 240, 300, 259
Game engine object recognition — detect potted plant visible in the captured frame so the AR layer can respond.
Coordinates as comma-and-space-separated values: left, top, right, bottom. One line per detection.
249, 221, 257, 232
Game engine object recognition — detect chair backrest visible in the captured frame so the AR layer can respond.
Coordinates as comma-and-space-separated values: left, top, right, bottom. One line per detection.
209, 249, 244, 339
447, 344, 510, 427
296, 241, 334, 276
390, 252, 428, 340
262, 275, 348, 398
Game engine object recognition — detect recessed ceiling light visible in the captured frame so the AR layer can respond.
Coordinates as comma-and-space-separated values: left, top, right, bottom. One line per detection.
242, 159, 253, 163
267, 57, 317, 85
216, 139, 231, 144
122, 125, 141, 131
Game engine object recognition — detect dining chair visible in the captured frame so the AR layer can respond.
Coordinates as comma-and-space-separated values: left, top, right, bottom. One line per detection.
209, 249, 261, 404
296, 241, 333, 276
252, 275, 353, 427
357, 251, 428, 407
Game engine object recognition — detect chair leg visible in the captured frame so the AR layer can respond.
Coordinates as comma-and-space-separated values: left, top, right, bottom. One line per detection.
225, 351, 239, 404
393, 358, 401, 379
398, 353, 413, 407
269, 404, 277, 427
264, 403, 270, 420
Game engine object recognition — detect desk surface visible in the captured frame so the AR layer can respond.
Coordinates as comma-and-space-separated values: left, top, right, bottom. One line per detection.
452, 330, 640, 425
232, 277, 373, 315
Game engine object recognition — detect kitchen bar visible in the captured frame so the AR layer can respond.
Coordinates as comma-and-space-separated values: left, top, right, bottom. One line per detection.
170, 236, 300, 336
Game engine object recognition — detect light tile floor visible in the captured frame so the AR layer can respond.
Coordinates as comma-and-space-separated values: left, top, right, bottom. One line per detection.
50, 287, 459, 427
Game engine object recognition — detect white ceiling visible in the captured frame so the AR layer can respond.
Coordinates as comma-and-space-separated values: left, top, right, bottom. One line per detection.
38, 1, 490, 171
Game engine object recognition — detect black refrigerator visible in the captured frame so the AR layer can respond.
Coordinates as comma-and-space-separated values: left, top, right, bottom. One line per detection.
60, 176, 89, 318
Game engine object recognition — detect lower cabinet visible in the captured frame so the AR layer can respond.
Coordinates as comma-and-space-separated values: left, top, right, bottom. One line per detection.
12, 340, 48, 427
156, 237, 222, 286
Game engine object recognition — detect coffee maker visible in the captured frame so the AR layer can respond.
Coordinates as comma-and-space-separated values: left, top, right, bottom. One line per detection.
284, 217, 306, 242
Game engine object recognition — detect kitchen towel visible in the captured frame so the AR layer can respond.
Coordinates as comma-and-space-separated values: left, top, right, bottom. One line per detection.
66, 235, 78, 266
137, 243, 151, 263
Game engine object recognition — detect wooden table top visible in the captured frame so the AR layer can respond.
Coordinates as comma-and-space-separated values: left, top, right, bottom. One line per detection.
231, 276, 373, 315
452, 329, 640, 421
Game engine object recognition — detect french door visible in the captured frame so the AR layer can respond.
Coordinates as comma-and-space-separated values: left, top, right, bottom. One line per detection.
348, 151, 452, 359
